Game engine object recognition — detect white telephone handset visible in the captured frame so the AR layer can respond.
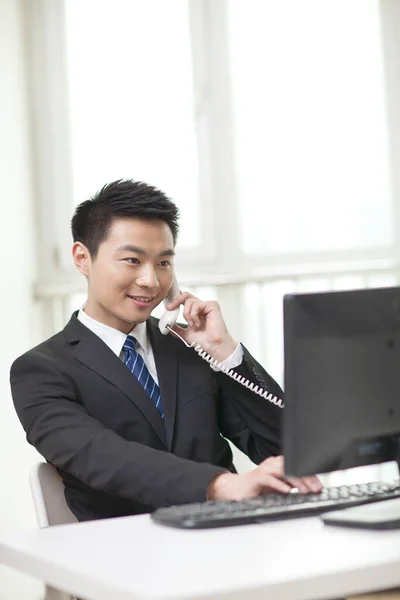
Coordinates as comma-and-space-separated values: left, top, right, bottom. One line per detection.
158, 276, 284, 408
158, 276, 181, 335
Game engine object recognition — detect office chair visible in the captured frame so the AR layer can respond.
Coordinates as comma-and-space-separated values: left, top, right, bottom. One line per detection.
29, 462, 78, 600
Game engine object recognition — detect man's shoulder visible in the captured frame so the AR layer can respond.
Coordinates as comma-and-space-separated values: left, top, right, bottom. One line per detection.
10, 314, 79, 373
25, 329, 66, 354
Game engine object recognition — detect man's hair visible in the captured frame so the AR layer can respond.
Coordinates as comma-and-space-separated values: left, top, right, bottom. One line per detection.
71, 179, 180, 257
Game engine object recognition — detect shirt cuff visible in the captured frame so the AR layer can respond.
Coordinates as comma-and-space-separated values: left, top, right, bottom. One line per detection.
210, 342, 243, 372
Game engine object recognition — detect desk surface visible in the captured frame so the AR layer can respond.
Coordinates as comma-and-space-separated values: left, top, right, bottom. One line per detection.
1, 513, 400, 600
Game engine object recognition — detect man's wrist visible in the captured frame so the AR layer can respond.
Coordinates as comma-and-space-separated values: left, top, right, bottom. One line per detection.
207, 472, 240, 501
208, 336, 238, 363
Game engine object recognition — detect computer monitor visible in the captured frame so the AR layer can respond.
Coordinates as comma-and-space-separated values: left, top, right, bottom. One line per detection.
283, 286, 400, 478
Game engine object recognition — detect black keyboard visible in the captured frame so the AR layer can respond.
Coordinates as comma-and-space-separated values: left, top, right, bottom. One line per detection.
151, 480, 400, 529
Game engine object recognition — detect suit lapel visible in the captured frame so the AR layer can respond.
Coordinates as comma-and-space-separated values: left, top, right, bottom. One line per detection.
147, 318, 178, 451
64, 315, 167, 447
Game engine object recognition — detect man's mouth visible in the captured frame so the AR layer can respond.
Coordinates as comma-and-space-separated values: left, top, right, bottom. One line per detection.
127, 295, 155, 306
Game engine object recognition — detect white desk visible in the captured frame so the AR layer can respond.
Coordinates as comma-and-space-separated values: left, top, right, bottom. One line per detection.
1, 514, 400, 600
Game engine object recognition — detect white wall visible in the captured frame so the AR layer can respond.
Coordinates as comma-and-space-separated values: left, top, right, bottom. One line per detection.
0, 1, 44, 598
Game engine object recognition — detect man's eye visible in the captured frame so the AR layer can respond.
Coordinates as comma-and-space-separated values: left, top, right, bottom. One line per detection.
159, 260, 172, 267
124, 257, 140, 264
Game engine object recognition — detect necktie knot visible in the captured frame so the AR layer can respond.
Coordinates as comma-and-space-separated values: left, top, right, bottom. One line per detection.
123, 335, 137, 353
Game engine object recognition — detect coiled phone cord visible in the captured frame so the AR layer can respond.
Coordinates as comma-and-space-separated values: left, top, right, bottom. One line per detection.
167, 326, 284, 408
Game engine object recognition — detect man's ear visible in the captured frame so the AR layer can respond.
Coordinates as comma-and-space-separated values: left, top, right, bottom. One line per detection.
72, 242, 91, 276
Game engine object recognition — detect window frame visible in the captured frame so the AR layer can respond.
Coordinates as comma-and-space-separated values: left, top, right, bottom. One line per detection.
26, 0, 400, 300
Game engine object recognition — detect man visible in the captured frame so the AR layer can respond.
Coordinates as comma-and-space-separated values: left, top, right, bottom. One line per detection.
10, 179, 321, 521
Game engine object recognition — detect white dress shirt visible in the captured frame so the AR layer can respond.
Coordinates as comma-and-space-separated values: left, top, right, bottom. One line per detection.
77, 310, 244, 383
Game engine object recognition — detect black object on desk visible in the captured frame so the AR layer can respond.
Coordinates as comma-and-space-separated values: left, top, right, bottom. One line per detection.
283, 287, 400, 479
282, 287, 400, 530
152, 480, 400, 529
321, 497, 400, 530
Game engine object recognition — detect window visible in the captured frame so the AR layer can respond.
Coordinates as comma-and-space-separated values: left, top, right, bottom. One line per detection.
228, 0, 393, 256
64, 0, 201, 250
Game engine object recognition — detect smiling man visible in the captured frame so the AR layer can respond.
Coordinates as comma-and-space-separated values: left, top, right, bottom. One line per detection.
10, 179, 321, 521
74, 216, 176, 331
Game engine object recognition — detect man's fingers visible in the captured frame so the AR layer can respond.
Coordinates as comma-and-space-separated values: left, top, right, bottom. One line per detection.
181, 297, 196, 326
260, 474, 292, 494
186, 300, 207, 328
301, 475, 323, 493
168, 293, 221, 329
256, 457, 322, 495
285, 476, 309, 494
248, 468, 292, 495
166, 291, 194, 311
285, 475, 323, 494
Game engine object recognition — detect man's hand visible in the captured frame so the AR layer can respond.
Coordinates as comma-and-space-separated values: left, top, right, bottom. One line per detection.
207, 456, 322, 501
167, 292, 237, 362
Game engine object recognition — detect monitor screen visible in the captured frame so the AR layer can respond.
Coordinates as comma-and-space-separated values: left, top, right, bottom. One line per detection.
283, 287, 400, 477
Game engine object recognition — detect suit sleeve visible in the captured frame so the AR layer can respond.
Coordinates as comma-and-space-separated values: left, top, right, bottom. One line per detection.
216, 345, 284, 464
10, 352, 225, 509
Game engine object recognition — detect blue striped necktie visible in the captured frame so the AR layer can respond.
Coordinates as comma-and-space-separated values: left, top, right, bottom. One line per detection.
123, 335, 164, 418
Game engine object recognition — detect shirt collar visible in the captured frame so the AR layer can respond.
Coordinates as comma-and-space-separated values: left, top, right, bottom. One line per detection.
129, 320, 149, 355
77, 309, 150, 358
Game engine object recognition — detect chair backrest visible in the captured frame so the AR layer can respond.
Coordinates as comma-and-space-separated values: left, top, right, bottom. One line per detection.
29, 462, 77, 528
29, 463, 78, 600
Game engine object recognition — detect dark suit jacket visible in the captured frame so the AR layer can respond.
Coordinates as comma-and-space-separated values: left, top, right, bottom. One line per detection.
10, 313, 284, 521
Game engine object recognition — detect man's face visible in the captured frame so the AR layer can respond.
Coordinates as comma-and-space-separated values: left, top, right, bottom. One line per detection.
74, 217, 175, 333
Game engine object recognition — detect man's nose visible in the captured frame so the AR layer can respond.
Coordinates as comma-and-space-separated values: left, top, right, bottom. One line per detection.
136, 267, 159, 288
